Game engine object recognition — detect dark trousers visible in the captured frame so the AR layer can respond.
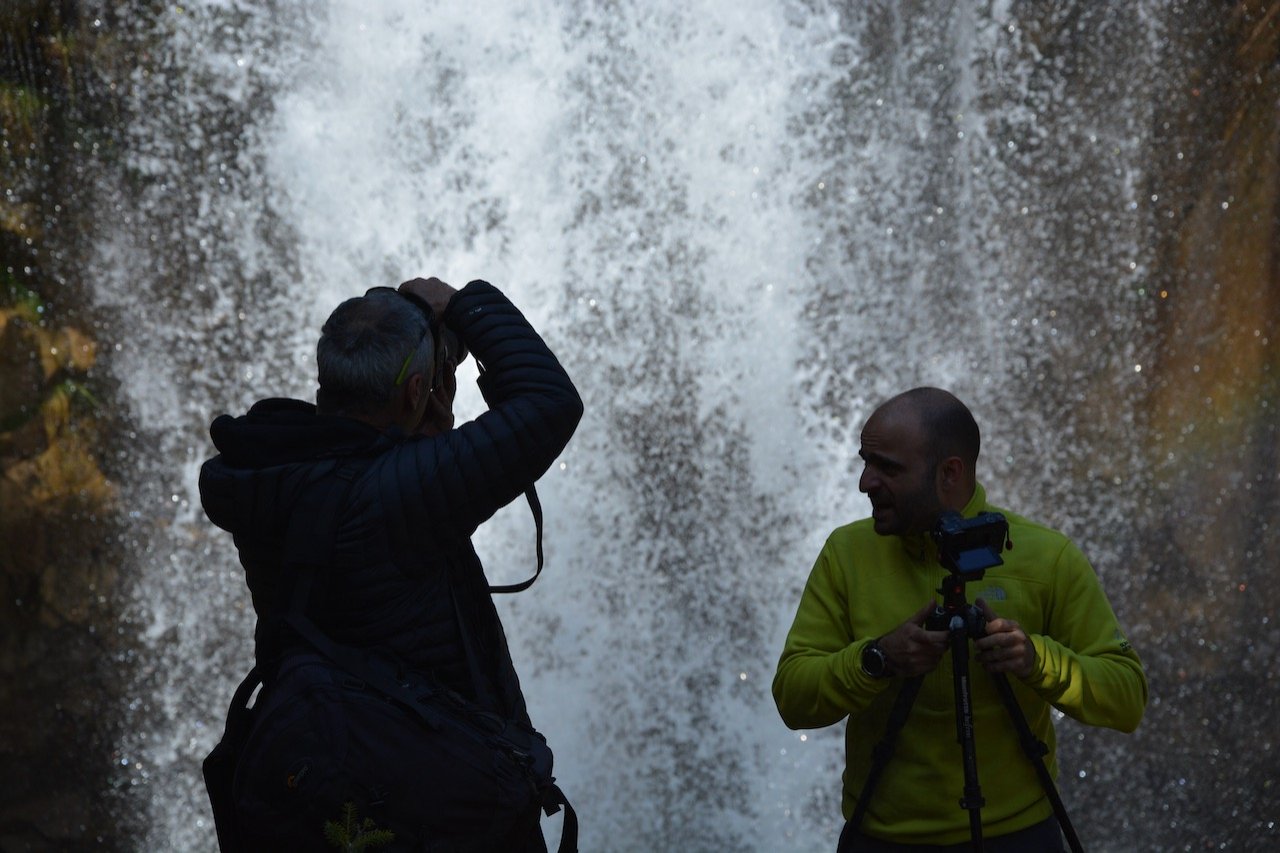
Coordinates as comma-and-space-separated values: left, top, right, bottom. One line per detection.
837, 816, 1065, 853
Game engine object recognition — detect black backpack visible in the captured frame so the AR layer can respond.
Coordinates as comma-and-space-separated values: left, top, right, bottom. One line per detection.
202, 460, 577, 852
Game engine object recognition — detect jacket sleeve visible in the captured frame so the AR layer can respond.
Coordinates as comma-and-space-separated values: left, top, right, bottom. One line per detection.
387, 280, 584, 541
772, 536, 893, 729
1022, 539, 1148, 733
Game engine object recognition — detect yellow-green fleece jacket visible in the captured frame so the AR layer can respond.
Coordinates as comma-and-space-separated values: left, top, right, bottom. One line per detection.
772, 483, 1147, 845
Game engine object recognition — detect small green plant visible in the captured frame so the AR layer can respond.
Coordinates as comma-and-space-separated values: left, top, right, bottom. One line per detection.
323, 802, 396, 852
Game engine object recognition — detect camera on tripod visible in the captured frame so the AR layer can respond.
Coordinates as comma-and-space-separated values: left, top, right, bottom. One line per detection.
928, 511, 1010, 638
931, 511, 1010, 578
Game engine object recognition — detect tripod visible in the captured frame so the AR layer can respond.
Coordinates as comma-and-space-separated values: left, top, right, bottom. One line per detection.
848, 559, 1083, 852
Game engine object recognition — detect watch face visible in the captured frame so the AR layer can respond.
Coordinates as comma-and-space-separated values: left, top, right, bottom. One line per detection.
861, 643, 886, 677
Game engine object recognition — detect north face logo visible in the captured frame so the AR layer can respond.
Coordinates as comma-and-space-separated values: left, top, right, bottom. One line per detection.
976, 586, 1007, 602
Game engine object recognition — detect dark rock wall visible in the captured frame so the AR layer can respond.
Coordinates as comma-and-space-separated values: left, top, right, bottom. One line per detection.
1, 1, 135, 849
1127, 1, 1280, 843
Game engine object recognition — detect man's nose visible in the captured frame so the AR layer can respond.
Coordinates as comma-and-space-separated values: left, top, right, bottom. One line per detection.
858, 467, 874, 493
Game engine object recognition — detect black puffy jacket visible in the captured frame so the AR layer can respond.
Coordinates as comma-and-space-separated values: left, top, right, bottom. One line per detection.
198, 281, 583, 719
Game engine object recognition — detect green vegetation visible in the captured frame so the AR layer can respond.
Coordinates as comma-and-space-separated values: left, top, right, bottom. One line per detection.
323, 802, 397, 852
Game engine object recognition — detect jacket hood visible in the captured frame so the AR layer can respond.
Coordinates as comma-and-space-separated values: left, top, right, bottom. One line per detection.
208, 397, 384, 469
200, 397, 388, 536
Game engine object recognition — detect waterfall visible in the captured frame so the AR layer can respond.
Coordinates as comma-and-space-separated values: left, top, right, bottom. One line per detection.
72, 1, 1275, 850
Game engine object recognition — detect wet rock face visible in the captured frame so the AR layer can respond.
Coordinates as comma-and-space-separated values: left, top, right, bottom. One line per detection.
0, 315, 48, 431
1, 2, 136, 848
0, 306, 113, 621
0, 304, 127, 851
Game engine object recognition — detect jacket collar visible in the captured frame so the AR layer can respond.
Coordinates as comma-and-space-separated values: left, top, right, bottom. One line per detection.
961, 481, 989, 517
896, 481, 990, 564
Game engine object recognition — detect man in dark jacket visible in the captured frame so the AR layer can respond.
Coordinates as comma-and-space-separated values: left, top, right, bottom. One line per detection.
199, 276, 582, 850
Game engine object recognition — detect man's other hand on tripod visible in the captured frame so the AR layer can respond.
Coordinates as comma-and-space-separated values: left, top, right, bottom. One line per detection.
973, 598, 1036, 679
880, 601, 949, 677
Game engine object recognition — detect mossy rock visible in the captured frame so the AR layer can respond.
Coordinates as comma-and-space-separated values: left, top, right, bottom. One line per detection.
0, 305, 97, 432
0, 309, 47, 431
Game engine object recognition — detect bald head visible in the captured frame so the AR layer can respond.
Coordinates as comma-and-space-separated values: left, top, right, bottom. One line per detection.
877, 387, 980, 472
857, 388, 980, 535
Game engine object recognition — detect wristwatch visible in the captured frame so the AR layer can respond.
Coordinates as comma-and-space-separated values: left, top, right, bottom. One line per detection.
860, 638, 892, 679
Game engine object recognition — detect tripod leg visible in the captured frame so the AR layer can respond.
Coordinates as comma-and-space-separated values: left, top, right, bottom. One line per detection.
988, 673, 1084, 853
848, 676, 923, 835
948, 620, 985, 851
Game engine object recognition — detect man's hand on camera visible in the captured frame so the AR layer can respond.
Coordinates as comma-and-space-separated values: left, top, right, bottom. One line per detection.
974, 598, 1036, 679
879, 601, 949, 677
416, 357, 458, 438
399, 276, 457, 319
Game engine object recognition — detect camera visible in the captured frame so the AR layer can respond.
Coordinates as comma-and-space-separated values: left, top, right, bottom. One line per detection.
931, 511, 1009, 577
436, 326, 466, 369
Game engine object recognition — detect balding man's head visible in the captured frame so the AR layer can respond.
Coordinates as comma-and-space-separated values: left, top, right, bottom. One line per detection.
857, 388, 980, 535
878, 387, 980, 472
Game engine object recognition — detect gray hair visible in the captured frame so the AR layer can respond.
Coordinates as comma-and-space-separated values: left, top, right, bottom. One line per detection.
316, 290, 433, 417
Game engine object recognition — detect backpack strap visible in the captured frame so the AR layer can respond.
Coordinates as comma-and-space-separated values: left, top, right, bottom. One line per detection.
203, 664, 264, 853
449, 583, 502, 711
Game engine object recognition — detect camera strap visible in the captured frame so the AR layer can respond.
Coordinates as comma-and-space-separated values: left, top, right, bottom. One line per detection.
487, 486, 545, 595
474, 358, 547, 596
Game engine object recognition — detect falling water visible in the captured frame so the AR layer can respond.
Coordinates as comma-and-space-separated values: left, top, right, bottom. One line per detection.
46, 1, 1276, 850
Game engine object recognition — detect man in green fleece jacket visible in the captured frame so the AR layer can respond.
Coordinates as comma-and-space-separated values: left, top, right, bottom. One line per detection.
772, 387, 1147, 852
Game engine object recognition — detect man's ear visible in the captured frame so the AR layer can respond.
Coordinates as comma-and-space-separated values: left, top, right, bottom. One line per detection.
936, 455, 965, 493
403, 371, 429, 414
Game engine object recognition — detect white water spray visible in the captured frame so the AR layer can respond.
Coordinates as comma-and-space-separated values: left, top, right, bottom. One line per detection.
93, 2, 1184, 850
